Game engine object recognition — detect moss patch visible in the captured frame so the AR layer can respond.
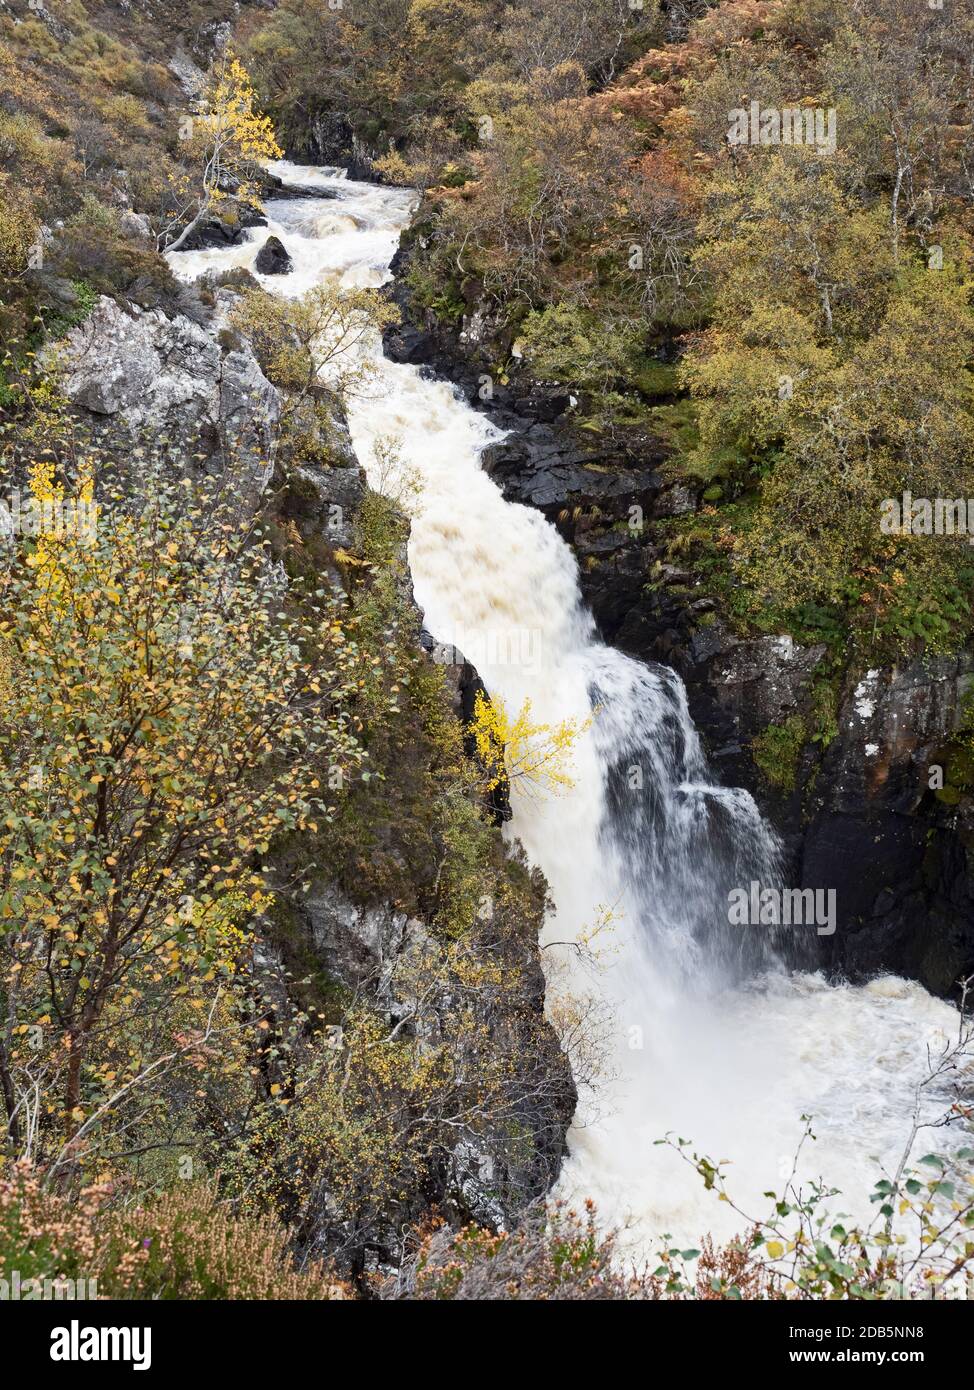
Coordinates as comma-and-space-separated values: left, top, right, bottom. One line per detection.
751, 713, 807, 791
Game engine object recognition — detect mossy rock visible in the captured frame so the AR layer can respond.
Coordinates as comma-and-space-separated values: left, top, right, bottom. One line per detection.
630, 358, 679, 399
934, 784, 964, 806
945, 744, 974, 789
751, 713, 807, 791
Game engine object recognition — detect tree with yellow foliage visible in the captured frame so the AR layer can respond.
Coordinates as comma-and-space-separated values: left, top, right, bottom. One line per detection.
468, 689, 590, 798
22, 457, 97, 611
0, 465, 370, 1169
162, 50, 282, 253
0, 174, 38, 283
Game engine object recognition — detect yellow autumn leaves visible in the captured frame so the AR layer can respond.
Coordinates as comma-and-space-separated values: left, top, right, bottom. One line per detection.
23, 456, 97, 610
469, 688, 592, 798
196, 51, 283, 209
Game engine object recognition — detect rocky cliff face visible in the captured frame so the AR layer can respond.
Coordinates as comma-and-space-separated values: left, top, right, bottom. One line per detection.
385, 249, 974, 1000
806, 656, 974, 994
56, 290, 279, 491
275, 871, 573, 1243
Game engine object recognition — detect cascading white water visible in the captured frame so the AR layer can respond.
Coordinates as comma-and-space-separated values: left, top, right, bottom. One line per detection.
170, 161, 969, 1257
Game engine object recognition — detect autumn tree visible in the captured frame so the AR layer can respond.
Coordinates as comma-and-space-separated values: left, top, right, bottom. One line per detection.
0, 176, 39, 284
242, 0, 493, 160
681, 146, 974, 649
819, 0, 974, 260
162, 50, 282, 253
229, 281, 399, 418
0, 464, 370, 1167
469, 690, 590, 798
517, 300, 642, 404
497, 0, 662, 87
445, 67, 639, 304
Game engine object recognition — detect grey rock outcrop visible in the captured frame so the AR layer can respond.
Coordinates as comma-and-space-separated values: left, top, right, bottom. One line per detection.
274, 872, 574, 1259
119, 210, 153, 245
302, 883, 414, 998
167, 46, 206, 98
55, 294, 279, 488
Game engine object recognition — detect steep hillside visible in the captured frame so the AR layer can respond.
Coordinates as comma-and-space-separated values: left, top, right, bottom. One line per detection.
356, 0, 974, 994
0, 0, 574, 1295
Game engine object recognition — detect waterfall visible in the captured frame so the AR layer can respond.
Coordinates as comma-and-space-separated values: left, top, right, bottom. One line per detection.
590, 647, 787, 984
169, 161, 967, 1256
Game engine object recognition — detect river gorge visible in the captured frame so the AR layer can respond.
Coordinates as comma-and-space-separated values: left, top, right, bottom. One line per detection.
167, 160, 968, 1260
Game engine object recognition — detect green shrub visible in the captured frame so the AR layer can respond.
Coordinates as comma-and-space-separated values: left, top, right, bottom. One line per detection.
518, 300, 641, 398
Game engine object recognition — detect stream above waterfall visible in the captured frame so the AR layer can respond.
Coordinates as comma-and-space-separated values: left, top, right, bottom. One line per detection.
168, 160, 971, 1258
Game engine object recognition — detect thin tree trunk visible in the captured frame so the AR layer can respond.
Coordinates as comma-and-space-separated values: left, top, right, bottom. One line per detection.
164, 199, 210, 253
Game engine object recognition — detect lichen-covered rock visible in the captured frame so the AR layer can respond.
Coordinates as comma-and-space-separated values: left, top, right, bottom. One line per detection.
55, 294, 279, 488
303, 882, 410, 993
285, 461, 365, 549
829, 658, 973, 811
119, 209, 153, 244
274, 872, 574, 1256
691, 629, 828, 740
167, 46, 206, 98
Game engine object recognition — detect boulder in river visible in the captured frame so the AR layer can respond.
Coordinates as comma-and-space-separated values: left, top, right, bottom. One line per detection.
255, 235, 292, 275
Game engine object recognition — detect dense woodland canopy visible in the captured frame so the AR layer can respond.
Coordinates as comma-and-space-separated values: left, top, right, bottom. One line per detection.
0, 0, 972, 1302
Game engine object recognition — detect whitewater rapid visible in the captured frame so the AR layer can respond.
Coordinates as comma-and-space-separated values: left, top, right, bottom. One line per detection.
169, 161, 969, 1258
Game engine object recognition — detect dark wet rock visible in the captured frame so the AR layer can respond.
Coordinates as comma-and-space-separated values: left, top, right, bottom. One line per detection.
804, 655, 974, 993
262, 179, 343, 202
384, 322, 437, 364
687, 630, 828, 747
482, 426, 663, 521
254, 234, 293, 275
175, 205, 267, 252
